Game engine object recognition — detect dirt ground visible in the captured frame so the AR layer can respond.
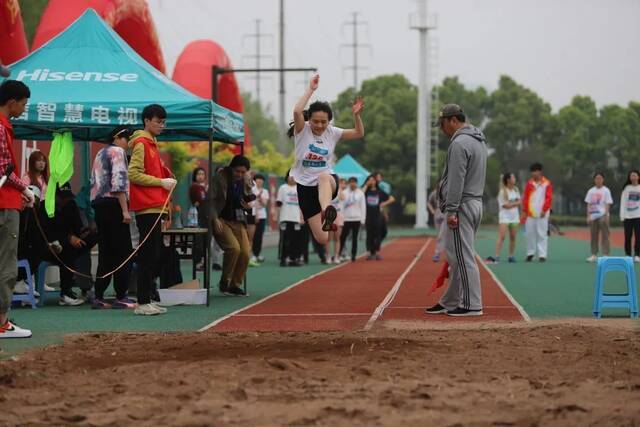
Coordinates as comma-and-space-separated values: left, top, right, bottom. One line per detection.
1, 320, 639, 427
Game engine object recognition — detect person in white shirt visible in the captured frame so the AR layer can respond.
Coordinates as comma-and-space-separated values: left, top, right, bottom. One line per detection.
276, 173, 304, 267
250, 174, 269, 264
486, 173, 521, 264
288, 74, 364, 246
340, 177, 366, 261
584, 172, 613, 262
326, 178, 346, 264
620, 169, 640, 262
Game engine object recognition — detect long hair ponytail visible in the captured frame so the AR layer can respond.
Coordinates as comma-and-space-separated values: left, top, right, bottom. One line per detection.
287, 110, 310, 138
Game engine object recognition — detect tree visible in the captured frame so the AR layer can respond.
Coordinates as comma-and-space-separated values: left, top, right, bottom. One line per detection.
242, 93, 282, 153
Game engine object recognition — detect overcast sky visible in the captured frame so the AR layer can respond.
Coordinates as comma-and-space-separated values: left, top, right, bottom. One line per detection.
148, 0, 640, 117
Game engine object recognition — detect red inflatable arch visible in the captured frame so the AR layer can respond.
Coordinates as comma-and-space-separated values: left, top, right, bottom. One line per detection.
172, 40, 250, 149
0, 0, 28, 65
32, 0, 165, 73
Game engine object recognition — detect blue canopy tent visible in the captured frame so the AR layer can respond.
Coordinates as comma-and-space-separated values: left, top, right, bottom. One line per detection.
3, 9, 244, 143
334, 154, 391, 193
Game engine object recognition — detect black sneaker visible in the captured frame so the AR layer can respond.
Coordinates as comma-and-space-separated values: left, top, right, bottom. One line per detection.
539, 257, 546, 263
279, 260, 288, 267
226, 285, 247, 296
218, 281, 229, 294
321, 205, 337, 232
212, 263, 222, 271
446, 307, 483, 317
526, 255, 534, 262
425, 303, 448, 314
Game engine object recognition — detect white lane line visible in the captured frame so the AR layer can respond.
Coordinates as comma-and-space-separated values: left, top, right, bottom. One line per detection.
234, 313, 370, 317
477, 255, 532, 322
363, 238, 432, 331
198, 241, 395, 332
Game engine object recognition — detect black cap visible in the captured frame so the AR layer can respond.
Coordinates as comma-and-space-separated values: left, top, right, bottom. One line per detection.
434, 104, 465, 126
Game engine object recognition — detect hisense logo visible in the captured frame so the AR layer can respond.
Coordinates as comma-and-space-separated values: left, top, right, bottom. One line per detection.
16, 69, 139, 83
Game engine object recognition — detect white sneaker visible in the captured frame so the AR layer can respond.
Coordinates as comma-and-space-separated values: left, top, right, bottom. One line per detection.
586, 255, 597, 263
634, 256, 640, 263
0, 320, 32, 339
135, 303, 163, 316
326, 258, 333, 264
14, 280, 28, 294
150, 302, 168, 314
59, 294, 84, 306
44, 284, 55, 292
333, 256, 341, 264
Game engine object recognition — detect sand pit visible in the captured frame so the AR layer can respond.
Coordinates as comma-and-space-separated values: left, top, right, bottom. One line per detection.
1, 321, 639, 426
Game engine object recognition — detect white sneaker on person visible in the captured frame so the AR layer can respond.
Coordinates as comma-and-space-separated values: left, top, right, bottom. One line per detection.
14, 280, 28, 294
332, 256, 341, 264
134, 303, 163, 316
59, 292, 84, 306
634, 256, 640, 263
0, 320, 32, 338
150, 302, 168, 314
586, 255, 597, 263
44, 284, 55, 292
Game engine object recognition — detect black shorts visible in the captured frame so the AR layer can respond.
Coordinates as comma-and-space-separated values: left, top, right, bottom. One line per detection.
296, 174, 339, 222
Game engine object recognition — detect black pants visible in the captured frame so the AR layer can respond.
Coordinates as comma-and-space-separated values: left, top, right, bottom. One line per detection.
135, 213, 162, 305
279, 221, 303, 262
44, 232, 98, 296
340, 221, 361, 260
623, 218, 640, 256
94, 199, 132, 300
252, 218, 266, 257
380, 215, 388, 242
366, 218, 382, 255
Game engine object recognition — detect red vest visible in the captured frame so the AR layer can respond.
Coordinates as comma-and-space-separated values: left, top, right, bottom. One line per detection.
0, 114, 22, 210
129, 136, 170, 212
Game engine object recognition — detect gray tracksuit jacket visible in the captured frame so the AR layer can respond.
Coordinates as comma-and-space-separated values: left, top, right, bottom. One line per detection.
438, 125, 487, 214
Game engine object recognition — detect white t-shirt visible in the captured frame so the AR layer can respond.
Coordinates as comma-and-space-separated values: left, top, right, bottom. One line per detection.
585, 186, 613, 220
498, 187, 521, 224
252, 187, 269, 220
620, 185, 640, 221
290, 122, 343, 186
276, 183, 302, 223
342, 187, 366, 222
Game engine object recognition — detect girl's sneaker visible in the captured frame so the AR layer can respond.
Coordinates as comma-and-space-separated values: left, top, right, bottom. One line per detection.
485, 256, 499, 264
586, 255, 597, 263
634, 256, 640, 263
432, 253, 440, 263
112, 298, 137, 309
332, 256, 341, 264
508, 256, 517, 263
91, 298, 112, 310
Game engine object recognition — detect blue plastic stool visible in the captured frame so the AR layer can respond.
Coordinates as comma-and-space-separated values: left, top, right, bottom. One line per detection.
12, 260, 38, 309
36, 261, 57, 307
593, 256, 638, 318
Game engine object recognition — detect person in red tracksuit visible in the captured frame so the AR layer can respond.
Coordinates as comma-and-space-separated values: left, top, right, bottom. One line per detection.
0, 80, 34, 339
128, 104, 176, 316
521, 162, 553, 262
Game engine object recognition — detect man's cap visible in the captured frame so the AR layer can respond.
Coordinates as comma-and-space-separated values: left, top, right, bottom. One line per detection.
434, 104, 465, 126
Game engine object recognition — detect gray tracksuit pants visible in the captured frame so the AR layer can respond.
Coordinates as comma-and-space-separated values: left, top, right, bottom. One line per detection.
439, 199, 483, 311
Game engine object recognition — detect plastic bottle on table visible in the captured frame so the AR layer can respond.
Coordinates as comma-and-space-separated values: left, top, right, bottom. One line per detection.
187, 205, 199, 228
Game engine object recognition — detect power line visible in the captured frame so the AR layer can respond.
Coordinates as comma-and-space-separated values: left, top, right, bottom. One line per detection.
341, 12, 370, 91
242, 19, 274, 101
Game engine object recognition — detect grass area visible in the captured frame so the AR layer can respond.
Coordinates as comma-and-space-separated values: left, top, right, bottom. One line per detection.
0, 244, 346, 357
475, 228, 639, 320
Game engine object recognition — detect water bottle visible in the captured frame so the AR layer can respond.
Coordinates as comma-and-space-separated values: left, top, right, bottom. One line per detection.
187, 205, 199, 227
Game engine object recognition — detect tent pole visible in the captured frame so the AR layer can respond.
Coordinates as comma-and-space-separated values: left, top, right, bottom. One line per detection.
206, 127, 213, 307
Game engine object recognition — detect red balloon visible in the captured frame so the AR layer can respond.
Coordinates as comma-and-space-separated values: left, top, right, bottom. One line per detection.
0, 0, 29, 64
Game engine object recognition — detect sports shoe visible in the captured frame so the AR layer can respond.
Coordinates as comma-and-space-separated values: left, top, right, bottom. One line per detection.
212, 263, 222, 271
634, 256, 640, 263
326, 258, 333, 264
257, 256, 265, 263
539, 257, 546, 263
59, 292, 84, 306
226, 285, 247, 296
291, 259, 305, 267
432, 253, 440, 263
321, 206, 338, 232
366, 254, 375, 260
44, 284, 56, 292
332, 256, 341, 264
446, 307, 483, 317
351, 256, 356, 262
375, 254, 383, 260
219, 281, 229, 294
525, 255, 534, 262
150, 302, 168, 313
279, 259, 289, 267
134, 303, 163, 316
0, 320, 32, 339
485, 256, 499, 264
13, 280, 28, 294
425, 303, 447, 314
91, 298, 112, 309
508, 256, 517, 263
586, 255, 597, 263
112, 298, 137, 309
248, 258, 260, 267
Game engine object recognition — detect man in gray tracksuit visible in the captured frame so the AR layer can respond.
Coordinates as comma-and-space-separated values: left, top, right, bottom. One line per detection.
426, 104, 487, 317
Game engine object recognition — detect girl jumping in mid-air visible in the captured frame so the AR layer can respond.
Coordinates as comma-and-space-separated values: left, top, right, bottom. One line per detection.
288, 74, 364, 245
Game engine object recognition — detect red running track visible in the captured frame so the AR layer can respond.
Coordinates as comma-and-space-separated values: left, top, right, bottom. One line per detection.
208, 237, 526, 333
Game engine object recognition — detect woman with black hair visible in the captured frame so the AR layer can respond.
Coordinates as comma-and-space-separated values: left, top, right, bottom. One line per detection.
90, 126, 135, 309
363, 174, 392, 260
289, 74, 364, 246
189, 166, 208, 269
620, 170, 640, 262
485, 172, 521, 264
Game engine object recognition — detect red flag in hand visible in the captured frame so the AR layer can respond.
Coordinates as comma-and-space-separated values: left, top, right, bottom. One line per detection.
429, 260, 449, 295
